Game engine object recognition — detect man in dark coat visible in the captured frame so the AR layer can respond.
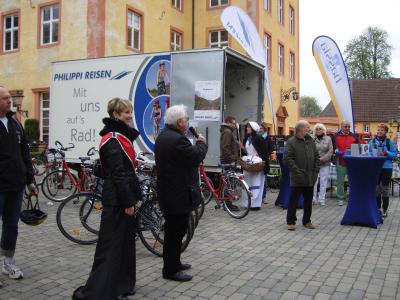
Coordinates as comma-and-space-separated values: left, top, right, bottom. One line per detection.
284, 120, 320, 231
155, 104, 208, 282
220, 116, 239, 165
0, 86, 36, 287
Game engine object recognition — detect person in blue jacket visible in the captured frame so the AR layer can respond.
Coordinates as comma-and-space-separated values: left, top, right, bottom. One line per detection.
369, 124, 398, 217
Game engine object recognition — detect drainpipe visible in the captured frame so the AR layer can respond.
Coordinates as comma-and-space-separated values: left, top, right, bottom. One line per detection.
192, 0, 195, 49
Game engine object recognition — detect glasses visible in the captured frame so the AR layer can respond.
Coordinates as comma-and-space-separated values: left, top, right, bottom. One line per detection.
342, 125, 350, 128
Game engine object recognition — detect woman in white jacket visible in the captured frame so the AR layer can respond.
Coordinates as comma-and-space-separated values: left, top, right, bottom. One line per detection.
313, 123, 333, 206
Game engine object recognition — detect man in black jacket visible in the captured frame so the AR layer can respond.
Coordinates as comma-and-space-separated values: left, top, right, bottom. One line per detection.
155, 105, 208, 282
0, 86, 36, 287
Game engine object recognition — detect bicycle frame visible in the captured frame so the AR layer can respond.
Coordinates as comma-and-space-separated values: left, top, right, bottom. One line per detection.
59, 160, 91, 193
199, 165, 242, 202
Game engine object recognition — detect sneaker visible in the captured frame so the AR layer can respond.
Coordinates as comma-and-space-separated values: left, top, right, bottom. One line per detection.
338, 200, 344, 206
303, 223, 316, 229
2, 260, 23, 279
287, 224, 296, 231
382, 210, 388, 218
319, 201, 326, 206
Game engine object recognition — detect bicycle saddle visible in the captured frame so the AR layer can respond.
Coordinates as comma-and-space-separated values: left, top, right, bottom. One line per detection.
78, 157, 91, 163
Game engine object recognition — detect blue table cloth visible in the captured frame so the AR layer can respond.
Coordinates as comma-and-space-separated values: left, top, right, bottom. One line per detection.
341, 156, 386, 228
275, 152, 304, 209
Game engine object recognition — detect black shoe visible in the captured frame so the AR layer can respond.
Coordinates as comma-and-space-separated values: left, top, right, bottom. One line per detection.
72, 286, 85, 300
179, 263, 191, 271
225, 203, 240, 211
122, 289, 136, 296
382, 210, 388, 218
250, 207, 261, 211
116, 295, 129, 300
163, 271, 192, 282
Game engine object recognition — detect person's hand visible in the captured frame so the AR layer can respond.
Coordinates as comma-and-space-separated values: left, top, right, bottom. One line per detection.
379, 151, 387, 157
27, 183, 38, 195
124, 206, 135, 216
197, 134, 207, 143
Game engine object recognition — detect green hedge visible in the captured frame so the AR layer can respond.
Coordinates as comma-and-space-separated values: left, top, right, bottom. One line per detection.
24, 119, 40, 144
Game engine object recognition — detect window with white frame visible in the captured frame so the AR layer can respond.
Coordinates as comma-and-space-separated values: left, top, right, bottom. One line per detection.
209, 30, 228, 48
363, 124, 370, 133
264, 33, 271, 68
171, 30, 182, 51
40, 92, 50, 143
40, 4, 59, 45
264, 0, 271, 11
3, 13, 19, 52
127, 10, 141, 50
172, 0, 182, 10
210, 0, 228, 7
289, 52, 295, 80
289, 6, 295, 34
278, 0, 284, 24
278, 43, 284, 74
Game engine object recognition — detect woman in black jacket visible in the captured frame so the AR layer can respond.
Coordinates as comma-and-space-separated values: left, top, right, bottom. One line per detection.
73, 98, 141, 300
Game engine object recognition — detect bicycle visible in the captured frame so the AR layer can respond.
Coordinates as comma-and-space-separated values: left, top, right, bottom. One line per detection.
199, 164, 251, 219
56, 176, 195, 257
266, 164, 281, 193
41, 141, 97, 202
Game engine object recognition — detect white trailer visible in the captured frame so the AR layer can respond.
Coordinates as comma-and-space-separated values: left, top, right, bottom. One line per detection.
50, 48, 264, 167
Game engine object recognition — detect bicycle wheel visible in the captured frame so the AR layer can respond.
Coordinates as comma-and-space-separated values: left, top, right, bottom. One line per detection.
79, 193, 103, 234
56, 193, 99, 245
42, 170, 77, 202
138, 200, 195, 257
222, 177, 251, 219
194, 197, 205, 226
32, 158, 47, 176
200, 178, 213, 205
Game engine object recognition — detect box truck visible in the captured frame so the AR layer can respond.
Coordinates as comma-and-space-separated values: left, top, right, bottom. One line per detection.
50, 47, 264, 167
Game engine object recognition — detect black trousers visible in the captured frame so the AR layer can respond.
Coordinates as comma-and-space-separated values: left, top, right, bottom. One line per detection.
287, 186, 313, 225
377, 169, 392, 211
163, 213, 189, 275
77, 206, 136, 300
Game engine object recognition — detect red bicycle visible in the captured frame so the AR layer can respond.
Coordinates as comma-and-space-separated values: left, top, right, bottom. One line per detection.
41, 141, 97, 202
199, 164, 251, 219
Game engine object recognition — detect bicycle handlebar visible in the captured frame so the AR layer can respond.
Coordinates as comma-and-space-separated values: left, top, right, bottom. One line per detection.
87, 147, 98, 157
55, 140, 75, 151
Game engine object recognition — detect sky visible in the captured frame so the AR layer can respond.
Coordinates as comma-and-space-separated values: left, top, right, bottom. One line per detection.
300, 0, 400, 109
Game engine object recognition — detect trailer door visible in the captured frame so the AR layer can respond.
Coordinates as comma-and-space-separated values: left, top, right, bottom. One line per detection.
170, 50, 225, 167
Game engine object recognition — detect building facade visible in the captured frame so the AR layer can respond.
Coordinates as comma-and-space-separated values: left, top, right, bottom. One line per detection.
0, 0, 299, 142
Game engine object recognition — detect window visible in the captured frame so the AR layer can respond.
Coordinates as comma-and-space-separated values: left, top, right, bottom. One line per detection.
278, 43, 284, 75
264, 0, 271, 11
210, 0, 229, 7
209, 30, 228, 48
171, 30, 182, 51
264, 33, 272, 68
289, 52, 295, 80
171, 0, 182, 10
278, 0, 284, 24
289, 6, 295, 34
40, 4, 59, 46
2, 13, 19, 52
363, 124, 370, 133
127, 9, 142, 50
40, 92, 50, 143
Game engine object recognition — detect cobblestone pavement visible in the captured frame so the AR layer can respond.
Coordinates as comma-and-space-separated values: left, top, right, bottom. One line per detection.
0, 188, 399, 300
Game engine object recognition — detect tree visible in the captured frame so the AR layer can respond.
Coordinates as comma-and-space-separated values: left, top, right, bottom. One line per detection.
300, 96, 322, 117
344, 26, 393, 79
24, 119, 40, 144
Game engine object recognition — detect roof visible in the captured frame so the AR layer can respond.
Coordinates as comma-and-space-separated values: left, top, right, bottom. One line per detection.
320, 78, 400, 122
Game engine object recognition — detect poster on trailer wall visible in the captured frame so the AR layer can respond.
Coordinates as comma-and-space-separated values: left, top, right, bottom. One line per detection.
50, 54, 171, 161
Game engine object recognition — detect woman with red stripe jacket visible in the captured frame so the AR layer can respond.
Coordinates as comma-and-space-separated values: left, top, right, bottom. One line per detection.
73, 98, 141, 300
369, 124, 398, 218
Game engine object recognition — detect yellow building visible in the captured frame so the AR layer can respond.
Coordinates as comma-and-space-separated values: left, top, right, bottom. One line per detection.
0, 0, 299, 142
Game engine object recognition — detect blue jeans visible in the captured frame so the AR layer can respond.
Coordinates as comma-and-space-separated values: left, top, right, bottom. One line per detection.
0, 189, 24, 257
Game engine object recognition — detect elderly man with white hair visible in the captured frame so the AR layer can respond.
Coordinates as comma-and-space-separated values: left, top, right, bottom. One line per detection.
284, 120, 320, 231
155, 104, 208, 282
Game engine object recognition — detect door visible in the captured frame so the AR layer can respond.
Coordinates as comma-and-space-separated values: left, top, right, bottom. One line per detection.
170, 50, 225, 167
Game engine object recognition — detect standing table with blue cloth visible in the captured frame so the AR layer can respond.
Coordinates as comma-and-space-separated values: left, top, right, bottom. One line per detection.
341, 156, 387, 228
275, 151, 304, 209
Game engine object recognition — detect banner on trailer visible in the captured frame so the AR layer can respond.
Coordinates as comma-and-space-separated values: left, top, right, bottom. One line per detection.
312, 35, 355, 131
221, 6, 274, 120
